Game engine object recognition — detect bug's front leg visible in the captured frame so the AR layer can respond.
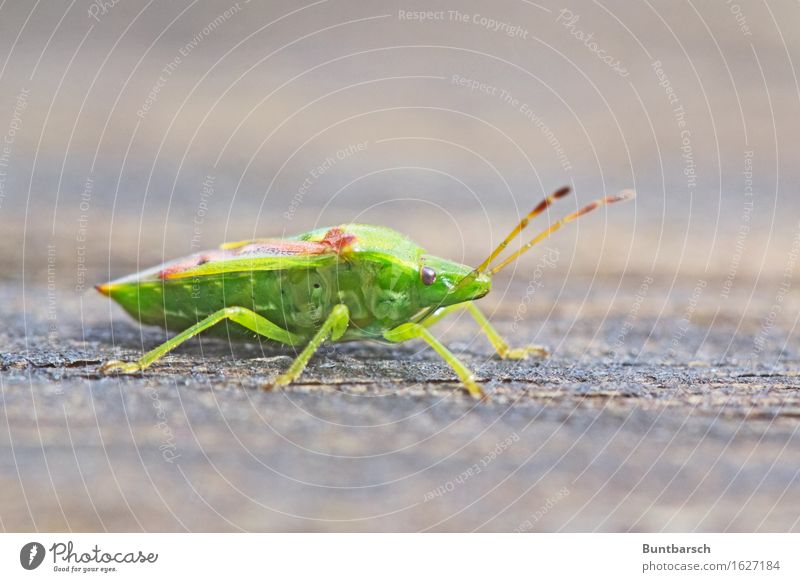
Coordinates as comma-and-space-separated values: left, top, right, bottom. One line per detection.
384, 322, 485, 400
265, 304, 350, 389
424, 302, 549, 360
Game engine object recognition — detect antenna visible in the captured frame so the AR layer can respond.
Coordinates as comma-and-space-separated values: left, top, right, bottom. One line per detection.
474, 186, 572, 273
487, 190, 635, 275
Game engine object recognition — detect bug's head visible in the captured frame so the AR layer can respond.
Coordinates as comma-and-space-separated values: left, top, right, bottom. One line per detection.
416, 255, 492, 308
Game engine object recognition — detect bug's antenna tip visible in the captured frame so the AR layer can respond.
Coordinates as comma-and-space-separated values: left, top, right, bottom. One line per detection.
616, 189, 636, 202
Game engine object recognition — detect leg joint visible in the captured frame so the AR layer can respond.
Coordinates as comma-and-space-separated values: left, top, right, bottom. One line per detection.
223, 306, 247, 317
331, 304, 349, 317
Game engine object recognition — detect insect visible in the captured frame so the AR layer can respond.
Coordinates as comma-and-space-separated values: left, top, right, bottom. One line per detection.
98, 186, 634, 399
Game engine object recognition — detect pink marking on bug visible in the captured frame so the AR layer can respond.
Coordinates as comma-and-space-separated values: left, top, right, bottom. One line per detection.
158, 251, 227, 278
320, 227, 356, 253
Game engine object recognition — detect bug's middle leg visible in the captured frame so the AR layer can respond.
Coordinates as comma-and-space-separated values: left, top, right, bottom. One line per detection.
423, 302, 549, 360
384, 322, 485, 400
266, 303, 350, 389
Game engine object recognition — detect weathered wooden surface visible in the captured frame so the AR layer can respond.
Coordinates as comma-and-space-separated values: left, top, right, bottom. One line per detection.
2, 279, 799, 532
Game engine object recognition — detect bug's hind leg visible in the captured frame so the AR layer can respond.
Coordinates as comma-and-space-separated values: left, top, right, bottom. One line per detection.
100, 306, 302, 374
424, 302, 549, 360
266, 304, 350, 389
384, 323, 485, 400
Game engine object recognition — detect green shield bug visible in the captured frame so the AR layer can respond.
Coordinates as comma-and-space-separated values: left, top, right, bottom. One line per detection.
98, 186, 634, 399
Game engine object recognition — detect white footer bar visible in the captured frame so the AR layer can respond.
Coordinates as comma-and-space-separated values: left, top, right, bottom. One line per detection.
1, 533, 796, 581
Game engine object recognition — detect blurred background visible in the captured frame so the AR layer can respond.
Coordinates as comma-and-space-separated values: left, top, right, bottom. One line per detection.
1, 0, 797, 283
1, 0, 800, 532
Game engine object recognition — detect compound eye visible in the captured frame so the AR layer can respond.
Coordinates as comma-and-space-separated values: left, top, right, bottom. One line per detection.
420, 266, 436, 286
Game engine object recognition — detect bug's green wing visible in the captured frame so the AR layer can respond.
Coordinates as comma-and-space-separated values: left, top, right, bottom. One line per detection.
161, 252, 339, 280
161, 238, 341, 280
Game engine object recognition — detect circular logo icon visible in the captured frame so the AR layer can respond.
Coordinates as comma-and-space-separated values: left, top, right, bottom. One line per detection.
20, 542, 46, 570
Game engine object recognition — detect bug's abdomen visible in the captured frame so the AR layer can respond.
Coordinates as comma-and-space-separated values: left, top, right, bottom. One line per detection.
108, 270, 321, 341
107, 260, 420, 343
